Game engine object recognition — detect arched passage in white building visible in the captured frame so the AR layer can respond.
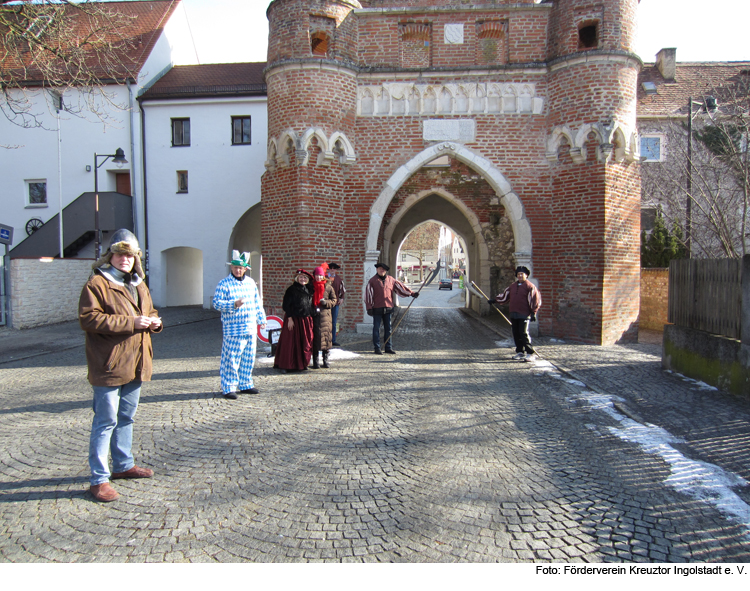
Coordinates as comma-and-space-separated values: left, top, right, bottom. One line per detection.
163, 246, 203, 307
229, 203, 263, 287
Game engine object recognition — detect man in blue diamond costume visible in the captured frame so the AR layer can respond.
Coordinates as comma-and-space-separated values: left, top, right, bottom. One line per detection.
212, 251, 267, 399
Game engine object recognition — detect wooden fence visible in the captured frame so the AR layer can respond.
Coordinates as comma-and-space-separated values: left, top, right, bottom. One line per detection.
668, 258, 743, 339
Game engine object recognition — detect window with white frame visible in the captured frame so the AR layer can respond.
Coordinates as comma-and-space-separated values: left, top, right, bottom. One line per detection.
25, 180, 47, 207
640, 134, 665, 162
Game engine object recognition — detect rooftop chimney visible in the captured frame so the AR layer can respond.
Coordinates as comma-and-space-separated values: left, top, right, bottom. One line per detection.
656, 48, 676, 81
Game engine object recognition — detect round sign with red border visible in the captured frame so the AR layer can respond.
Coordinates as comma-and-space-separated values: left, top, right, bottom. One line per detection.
257, 315, 283, 343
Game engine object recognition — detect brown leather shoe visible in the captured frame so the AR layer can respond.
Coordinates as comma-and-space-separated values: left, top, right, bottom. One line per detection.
90, 482, 119, 502
111, 465, 154, 479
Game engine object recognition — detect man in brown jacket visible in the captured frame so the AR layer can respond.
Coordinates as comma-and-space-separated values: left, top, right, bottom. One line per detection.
79, 229, 162, 502
364, 262, 418, 355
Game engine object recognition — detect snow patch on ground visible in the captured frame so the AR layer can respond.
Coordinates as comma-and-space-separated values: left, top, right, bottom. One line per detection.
574, 391, 750, 540
257, 348, 360, 364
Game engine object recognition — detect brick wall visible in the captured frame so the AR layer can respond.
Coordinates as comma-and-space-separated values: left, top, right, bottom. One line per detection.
10, 258, 93, 329
640, 267, 669, 331
263, 0, 643, 344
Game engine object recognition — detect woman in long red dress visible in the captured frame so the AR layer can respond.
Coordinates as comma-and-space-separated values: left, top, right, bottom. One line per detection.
274, 269, 315, 372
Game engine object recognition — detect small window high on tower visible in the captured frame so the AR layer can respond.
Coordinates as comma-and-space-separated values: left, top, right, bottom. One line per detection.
578, 22, 598, 50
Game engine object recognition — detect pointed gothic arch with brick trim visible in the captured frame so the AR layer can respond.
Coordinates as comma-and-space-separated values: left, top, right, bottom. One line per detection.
364, 142, 533, 308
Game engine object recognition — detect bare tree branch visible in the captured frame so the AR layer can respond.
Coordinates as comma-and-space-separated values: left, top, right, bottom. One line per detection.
641, 69, 750, 258
0, 0, 140, 130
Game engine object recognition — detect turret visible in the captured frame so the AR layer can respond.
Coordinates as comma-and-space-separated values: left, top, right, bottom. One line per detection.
262, 0, 361, 318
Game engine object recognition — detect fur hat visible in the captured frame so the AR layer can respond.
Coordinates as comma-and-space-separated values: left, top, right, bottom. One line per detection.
92, 229, 144, 278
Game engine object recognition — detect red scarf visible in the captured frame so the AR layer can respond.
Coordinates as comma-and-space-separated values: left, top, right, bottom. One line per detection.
313, 277, 326, 302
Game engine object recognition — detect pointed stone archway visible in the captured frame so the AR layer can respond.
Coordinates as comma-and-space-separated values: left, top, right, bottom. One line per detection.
363, 141, 533, 311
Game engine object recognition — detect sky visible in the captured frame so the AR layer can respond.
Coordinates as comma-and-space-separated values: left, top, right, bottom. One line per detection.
177, 0, 750, 66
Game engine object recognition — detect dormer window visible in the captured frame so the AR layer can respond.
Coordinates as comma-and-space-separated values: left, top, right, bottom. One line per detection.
578, 22, 598, 50
642, 82, 657, 95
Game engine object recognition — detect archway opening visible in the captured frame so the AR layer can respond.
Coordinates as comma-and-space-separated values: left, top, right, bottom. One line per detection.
163, 246, 203, 306
229, 203, 262, 288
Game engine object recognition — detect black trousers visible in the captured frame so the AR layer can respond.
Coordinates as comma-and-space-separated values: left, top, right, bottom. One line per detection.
511, 317, 534, 354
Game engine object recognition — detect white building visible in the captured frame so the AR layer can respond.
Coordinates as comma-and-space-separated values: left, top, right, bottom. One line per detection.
138, 63, 267, 308
0, 1, 190, 259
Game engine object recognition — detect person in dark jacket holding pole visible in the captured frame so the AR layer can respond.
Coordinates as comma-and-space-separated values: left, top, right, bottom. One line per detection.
364, 262, 418, 355
79, 229, 162, 503
328, 262, 346, 347
487, 266, 542, 361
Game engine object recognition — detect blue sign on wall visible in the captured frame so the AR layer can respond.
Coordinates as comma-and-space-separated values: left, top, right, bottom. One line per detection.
0, 223, 14, 246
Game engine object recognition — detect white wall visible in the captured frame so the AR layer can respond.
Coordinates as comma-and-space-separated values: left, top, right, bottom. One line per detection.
0, 85, 137, 253
0, 6, 191, 259
142, 96, 268, 308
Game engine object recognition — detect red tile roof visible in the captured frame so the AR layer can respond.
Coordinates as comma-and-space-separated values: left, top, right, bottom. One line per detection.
638, 61, 750, 119
1, 0, 181, 83
140, 62, 267, 99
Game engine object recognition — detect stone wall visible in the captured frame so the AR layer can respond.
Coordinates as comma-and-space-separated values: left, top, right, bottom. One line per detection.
640, 267, 669, 331
10, 258, 93, 329
663, 324, 749, 397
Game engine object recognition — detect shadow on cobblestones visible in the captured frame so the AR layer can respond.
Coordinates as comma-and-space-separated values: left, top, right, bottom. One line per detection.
0, 306, 748, 562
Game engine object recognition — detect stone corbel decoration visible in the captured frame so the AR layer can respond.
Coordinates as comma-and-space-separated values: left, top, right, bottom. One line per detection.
547, 120, 636, 165
265, 138, 278, 170
626, 132, 640, 162
273, 129, 299, 167
598, 143, 614, 162
267, 128, 357, 169
330, 132, 357, 165
546, 125, 575, 162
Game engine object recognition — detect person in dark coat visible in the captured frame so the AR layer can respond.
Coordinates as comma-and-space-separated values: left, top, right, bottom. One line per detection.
328, 262, 346, 346
311, 265, 337, 369
274, 269, 315, 372
488, 265, 542, 361
364, 262, 418, 355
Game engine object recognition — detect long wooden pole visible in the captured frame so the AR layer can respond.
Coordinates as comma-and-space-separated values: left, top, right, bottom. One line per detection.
383, 274, 430, 348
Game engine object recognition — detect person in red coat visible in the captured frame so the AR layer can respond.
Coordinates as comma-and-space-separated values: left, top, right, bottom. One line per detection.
488, 266, 542, 361
364, 262, 419, 355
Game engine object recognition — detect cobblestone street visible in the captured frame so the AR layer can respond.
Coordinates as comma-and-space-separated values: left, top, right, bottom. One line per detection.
0, 290, 749, 563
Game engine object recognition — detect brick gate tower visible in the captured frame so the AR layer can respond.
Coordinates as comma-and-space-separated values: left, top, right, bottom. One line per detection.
262, 0, 642, 345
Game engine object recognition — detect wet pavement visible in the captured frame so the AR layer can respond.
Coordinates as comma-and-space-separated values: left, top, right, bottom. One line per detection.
0, 287, 748, 563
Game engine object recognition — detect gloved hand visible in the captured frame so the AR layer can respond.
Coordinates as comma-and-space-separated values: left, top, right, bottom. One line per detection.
412, 292, 419, 298
487, 298, 496, 305
530, 313, 537, 322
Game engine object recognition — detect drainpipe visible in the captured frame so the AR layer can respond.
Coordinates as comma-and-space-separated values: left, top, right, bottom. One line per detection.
139, 96, 150, 285
127, 79, 139, 244
56, 103, 64, 258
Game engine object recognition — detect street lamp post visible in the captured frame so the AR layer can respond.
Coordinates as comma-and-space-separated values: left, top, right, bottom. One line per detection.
686, 97, 700, 258
93, 148, 128, 259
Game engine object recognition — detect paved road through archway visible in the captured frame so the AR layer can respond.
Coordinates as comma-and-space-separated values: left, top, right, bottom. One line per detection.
0, 303, 748, 562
